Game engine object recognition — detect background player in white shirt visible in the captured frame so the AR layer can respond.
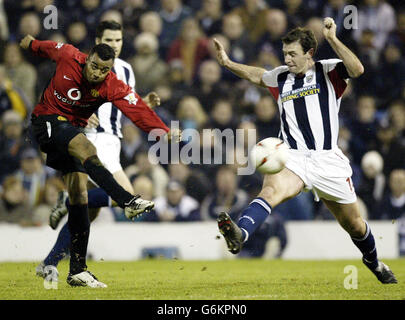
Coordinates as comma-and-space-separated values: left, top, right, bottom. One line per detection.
214, 17, 396, 284
36, 21, 165, 283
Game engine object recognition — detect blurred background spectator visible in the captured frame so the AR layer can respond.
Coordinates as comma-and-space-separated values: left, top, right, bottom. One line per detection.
3, 42, 37, 105
379, 169, 405, 220
357, 150, 386, 219
0, 175, 33, 226
0, 110, 32, 183
129, 32, 168, 96
145, 179, 201, 222
201, 165, 249, 221
0, 65, 31, 120
15, 147, 47, 208
167, 17, 210, 85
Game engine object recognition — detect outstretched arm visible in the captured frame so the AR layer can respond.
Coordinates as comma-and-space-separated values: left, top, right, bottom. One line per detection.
213, 38, 267, 88
20, 34, 76, 62
323, 17, 364, 78
114, 91, 181, 142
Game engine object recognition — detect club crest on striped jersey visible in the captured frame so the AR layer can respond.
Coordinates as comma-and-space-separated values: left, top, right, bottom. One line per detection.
305, 74, 313, 83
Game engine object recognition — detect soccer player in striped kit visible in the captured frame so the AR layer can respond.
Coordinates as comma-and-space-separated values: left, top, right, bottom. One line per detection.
214, 17, 397, 284
35, 21, 173, 287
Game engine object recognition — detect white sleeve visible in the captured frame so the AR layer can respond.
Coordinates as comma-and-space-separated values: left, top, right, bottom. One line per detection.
320, 59, 351, 80
319, 59, 343, 73
262, 66, 286, 88
262, 68, 279, 87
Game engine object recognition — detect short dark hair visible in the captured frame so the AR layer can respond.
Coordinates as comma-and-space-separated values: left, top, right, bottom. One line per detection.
282, 27, 318, 55
88, 43, 115, 61
96, 20, 122, 38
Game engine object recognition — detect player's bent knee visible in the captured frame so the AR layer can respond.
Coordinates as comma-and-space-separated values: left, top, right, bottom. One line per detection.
258, 185, 283, 207
338, 215, 365, 238
68, 134, 97, 162
348, 219, 366, 238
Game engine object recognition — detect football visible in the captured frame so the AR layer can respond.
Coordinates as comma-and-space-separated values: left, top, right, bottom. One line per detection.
250, 137, 289, 174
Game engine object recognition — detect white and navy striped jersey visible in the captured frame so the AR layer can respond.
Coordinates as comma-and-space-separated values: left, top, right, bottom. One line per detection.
262, 59, 349, 151
88, 57, 136, 138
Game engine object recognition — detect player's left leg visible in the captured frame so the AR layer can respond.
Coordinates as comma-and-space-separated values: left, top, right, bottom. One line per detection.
218, 167, 304, 254
323, 199, 397, 284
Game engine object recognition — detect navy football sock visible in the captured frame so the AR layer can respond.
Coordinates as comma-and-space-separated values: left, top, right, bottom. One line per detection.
352, 221, 379, 270
66, 188, 110, 209
67, 204, 90, 274
44, 223, 70, 267
83, 155, 132, 208
237, 197, 272, 242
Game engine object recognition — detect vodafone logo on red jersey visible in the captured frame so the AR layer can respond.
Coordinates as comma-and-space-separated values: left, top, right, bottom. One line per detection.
54, 88, 82, 106
67, 88, 82, 101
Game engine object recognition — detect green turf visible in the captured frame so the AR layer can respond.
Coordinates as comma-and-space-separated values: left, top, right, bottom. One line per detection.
0, 259, 404, 300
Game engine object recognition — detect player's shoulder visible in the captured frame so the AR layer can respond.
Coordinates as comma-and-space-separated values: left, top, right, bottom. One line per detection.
56, 42, 83, 60
317, 59, 343, 69
262, 65, 289, 86
114, 57, 134, 72
318, 58, 342, 64
101, 71, 132, 100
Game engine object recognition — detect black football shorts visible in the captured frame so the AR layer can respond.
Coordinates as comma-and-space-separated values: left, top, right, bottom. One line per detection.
31, 114, 87, 175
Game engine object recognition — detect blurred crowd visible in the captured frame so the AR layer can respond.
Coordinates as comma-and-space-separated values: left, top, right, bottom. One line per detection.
0, 0, 404, 257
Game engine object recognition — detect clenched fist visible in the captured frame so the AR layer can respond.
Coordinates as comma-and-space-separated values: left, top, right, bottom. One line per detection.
20, 35, 35, 50
323, 17, 337, 41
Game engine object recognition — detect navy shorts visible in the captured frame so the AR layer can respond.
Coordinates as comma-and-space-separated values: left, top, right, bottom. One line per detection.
30, 114, 87, 175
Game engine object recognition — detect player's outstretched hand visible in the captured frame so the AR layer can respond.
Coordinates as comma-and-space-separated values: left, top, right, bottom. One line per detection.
323, 17, 337, 41
144, 92, 161, 108
20, 35, 35, 50
86, 113, 99, 129
213, 38, 229, 67
166, 128, 182, 143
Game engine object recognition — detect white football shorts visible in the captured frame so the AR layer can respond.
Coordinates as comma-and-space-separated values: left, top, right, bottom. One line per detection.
86, 132, 123, 174
285, 148, 357, 204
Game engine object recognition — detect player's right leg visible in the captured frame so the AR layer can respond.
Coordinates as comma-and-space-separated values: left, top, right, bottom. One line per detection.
218, 168, 304, 254
67, 133, 154, 218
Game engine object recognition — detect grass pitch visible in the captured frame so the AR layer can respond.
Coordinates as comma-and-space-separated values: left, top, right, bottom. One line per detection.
0, 259, 404, 300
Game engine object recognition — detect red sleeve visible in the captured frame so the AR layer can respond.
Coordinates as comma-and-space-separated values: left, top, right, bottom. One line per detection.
108, 79, 169, 136
114, 93, 169, 135
30, 40, 77, 62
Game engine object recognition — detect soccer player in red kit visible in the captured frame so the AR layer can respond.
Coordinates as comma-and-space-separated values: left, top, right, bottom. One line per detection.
20, 34, 176, 287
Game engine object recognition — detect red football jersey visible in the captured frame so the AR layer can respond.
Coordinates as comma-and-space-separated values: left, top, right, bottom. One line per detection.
30, 40, 169, 135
